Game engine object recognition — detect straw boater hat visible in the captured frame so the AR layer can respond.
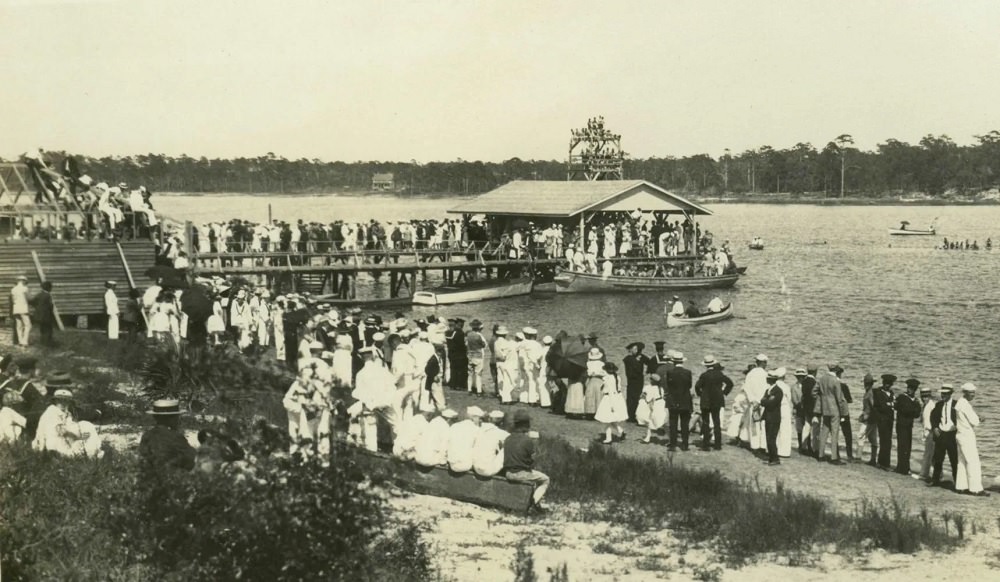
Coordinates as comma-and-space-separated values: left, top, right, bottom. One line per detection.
149, 399, 183, 416
587, 347, 603, 361
671, 351, 686, 363
105, 280, 117, 288
46, 371, 73, 392
495, 326, 509, 336
703, 355, 718, 367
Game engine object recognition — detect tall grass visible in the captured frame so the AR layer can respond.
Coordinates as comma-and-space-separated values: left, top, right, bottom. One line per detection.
536, 436, 955, 563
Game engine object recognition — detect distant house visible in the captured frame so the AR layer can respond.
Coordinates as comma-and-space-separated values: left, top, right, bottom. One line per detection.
371, 173, 395, 192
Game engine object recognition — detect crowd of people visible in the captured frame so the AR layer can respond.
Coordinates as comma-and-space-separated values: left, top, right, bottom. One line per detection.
17, 150, 161, 241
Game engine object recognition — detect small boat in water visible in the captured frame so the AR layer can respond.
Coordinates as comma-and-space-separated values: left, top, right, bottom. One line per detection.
889, 220, 936, 236
748, 243, 764, 251
554, 270, 740, 293
412, 276, 534, 306
666, 303, 735, 328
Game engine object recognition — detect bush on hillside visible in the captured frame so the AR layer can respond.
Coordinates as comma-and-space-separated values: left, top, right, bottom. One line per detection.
0, 424, 435, 582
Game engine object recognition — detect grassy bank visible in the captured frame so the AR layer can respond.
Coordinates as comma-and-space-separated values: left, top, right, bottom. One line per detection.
537, 436, 956, 564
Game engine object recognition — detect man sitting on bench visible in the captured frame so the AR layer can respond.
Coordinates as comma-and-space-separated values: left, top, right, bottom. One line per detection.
415, 409, 456, 467
502, 410, 550, 513
473, 410, 509, 477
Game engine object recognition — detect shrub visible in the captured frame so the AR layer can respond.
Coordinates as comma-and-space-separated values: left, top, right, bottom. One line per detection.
0, 424, 435, 581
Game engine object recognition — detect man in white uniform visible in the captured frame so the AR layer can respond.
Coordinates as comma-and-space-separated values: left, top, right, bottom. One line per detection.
104, 280, 120, 340
447, 406, 484, 472
472, 410, 509, 477
351, 347, 397, 451
32, 379, 103, 458
918, 385, 937, 481
10, 275, 31, 346
954, 383, 989, 496
739, 354, 770, 451
706, 296, 725, 313
667, 295, 685, 317
415, 409, 455, 467
493, 327, 514, 403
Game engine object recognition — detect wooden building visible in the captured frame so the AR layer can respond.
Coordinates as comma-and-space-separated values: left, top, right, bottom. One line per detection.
371, 173, 395, 192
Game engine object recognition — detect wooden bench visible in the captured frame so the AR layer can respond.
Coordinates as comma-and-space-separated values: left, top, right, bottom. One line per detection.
361, 451, 535, 513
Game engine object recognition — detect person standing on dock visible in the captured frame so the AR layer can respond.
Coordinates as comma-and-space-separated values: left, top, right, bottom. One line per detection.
872, 374, 897, 471
954, 383, 988, 496
894, 378, 923, 475
104, 281, 120, 340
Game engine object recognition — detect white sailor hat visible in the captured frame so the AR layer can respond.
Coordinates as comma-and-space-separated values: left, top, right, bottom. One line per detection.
755, 354, 768, 362
774, 367, 787, 378
418, 330, 429, 339
541, 335, 553, 345
320, 351, 334, 360
522, 326, 538, 336
961, 382, 977, 392
358, 346, 375, 355
372, 332, 386, 342
440, 409, 459, 419
398, 329, 412, 339
515, 331, 525, 340
466, 406, 485, 418
488, 410, 505, 420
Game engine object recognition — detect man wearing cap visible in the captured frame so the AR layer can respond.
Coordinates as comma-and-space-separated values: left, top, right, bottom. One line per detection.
872, 374, 897, 470
648, 341, 670, 374
739, 355, 769, 452
472, 410, 509, 477
520, 327, 543, 405
695, 355, 734, 451
665, 351, 693, 451
813, 364, 849, 465
10, 275, 31, 346
623, 342, 650, 423
503, 410, 550, 512
493, 326, 515, 403
795, 367, 818, 455
30, 281, 56, 347
666, 296, 684, 317
6, 357, 46, 439
929, 384, 959, 487
954, 383, 988, 496
537, 335, 554, 408
351, 346, 397, 451
283, 367, 324, 456
465, 320, 487, 394
423, 338, 447, 412
831, 366, 855, 461
32, 376, 103, 458
447, 406, 484, 472
857, 373, 879, 465
393, 406, 430, 461
918, 384, 937, 481
760, 369, 784, 465
104, 281, 120, 340
416, 409, 454, 467
894, 378, 923, 475
139, 399, 196, 475
446, 319, 468, 391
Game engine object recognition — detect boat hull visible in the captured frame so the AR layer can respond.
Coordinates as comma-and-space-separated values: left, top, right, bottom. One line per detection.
412, 277, 534, 306
666, 303, 735, 328
554, 270, 740, 293
888, 228, 935, 236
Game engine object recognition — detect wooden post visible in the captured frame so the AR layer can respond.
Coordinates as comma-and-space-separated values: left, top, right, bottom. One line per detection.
390, 271, 398, 297
30, 250, 65, 331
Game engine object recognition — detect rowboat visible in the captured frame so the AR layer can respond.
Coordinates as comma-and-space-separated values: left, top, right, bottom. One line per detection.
888, 227, 936, 236
748, 243, 764, 251
412, 276, 534, 306
666, 303, 735, 328
553, 270, 740, 293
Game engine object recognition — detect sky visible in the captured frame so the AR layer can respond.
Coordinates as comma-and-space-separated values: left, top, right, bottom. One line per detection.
2, 0, 1000, 162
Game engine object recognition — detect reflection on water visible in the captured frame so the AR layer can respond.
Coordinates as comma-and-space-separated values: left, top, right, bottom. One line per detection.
158, 194, 1000, 475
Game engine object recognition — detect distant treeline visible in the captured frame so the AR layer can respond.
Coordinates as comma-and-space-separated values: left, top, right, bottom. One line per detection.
21, 130, 1000, 197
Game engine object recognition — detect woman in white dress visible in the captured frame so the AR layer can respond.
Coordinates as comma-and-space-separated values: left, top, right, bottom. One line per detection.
583, 348, 605, 419
774, 368, 794, 457
148, 292, 176, 345
639, 373, 668, 443
206, 295, 227, 345
594, 362, 628, 444
331, 332, 355, 389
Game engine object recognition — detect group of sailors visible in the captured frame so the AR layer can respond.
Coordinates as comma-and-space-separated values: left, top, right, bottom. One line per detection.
18, 150, 160, 241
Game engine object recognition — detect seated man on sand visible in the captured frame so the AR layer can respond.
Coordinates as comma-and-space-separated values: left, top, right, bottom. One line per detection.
32, 374, 103, 458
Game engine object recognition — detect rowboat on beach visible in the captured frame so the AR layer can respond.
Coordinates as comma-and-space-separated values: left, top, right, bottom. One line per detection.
411, 276, 534, 306
666, 303, 734, 328
553, 270, 740, 293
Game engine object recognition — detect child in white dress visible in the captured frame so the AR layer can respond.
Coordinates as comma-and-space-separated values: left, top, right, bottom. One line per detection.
639, 373, 667, 443
594, 362, 628, 444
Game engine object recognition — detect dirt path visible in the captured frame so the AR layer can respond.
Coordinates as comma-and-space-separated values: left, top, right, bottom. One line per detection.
441, 389, 1000, 523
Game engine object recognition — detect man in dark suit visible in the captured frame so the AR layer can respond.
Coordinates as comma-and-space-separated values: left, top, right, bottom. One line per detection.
797, 367, 818, 455
872, 374, 897, 470
928, 384, 958, 487
665, 352, 693, 451
760, 369, 784, 465
623, 342, 649, 422
30, 281, 56, 347
894, 378, 923, 475
694, 355, 733, 450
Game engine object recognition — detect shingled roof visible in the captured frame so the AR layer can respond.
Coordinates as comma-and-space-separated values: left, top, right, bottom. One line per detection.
448, 180, 712, 217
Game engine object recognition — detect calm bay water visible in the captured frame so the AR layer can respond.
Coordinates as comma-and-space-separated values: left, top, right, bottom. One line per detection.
158, 194, 1000, 473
